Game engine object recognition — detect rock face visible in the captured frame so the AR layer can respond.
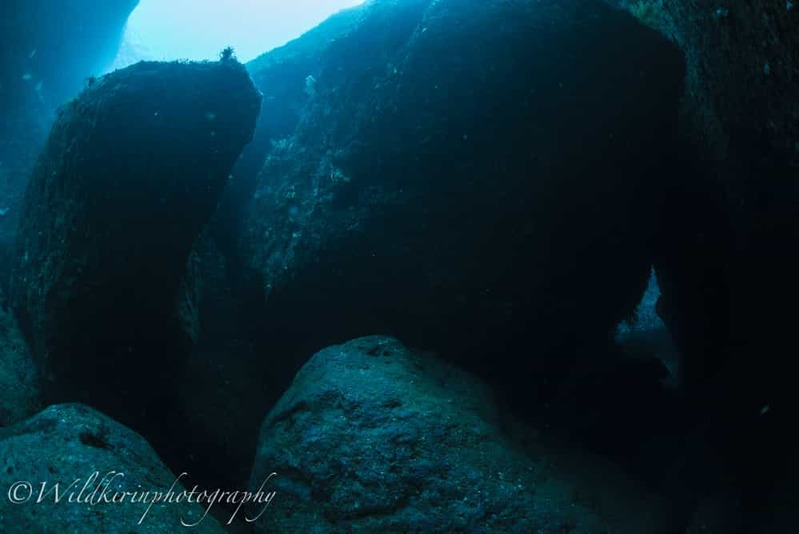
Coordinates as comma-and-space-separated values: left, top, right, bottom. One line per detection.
233, 0, 684, 402
610, 0, 798, 164
0, 304, 40, 426
608, 0, 799, 406
249, 336, 674, 533
602, 2, 799, 526
12, 59, 261, 432
0, 403, 224, 533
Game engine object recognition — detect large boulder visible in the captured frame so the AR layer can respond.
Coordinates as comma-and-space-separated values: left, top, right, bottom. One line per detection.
232, 0, 685, 404
0, 303, 40, 426
249, 336, 675, 532
0, 403, 224, 533
12, 58, 261, 434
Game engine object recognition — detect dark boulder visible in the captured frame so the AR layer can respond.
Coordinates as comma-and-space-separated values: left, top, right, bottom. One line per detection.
234, 0, 684, 404
0, 304, 40, 426
607, 0, 799, 415
604, 1, 799, 526
12, 59, 261, 435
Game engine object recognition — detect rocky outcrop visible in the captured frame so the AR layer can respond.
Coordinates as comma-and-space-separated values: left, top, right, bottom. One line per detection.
12, 59, 261, 435
601, 2, 799, 526
0, 403, 224, 533
232, 0, 684, 404
175, 235, 265, 489
609, 0, 798, 165
0, 304, 40, 426
608, 0, 799, 403
249, 336, 675, 532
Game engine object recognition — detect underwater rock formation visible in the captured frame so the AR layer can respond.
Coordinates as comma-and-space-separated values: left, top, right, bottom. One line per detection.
12, 59, 261, 433
607, 0, 799, 411
0, 403, 224, 533
249, 336, 675, 532
0, 304, 40, 426
234, 0, 684, 401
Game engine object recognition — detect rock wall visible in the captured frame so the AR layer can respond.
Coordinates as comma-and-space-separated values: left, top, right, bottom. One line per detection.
0, 304, 40, 426
230, 0, 684, 404
605, 1, 799, 526
12, 59, 261, 439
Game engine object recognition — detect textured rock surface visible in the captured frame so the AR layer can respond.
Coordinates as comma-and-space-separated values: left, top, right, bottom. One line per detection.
0, 403, 224, 533
175, 235, 265, 489
12, 59, 261, 433
609, 0, 798, 164
233, 0, 684, 404
602, 2, 799, 528
249, 336, 674, 533
608, 0, 799, 401
0, 303, 40, 426
614, 268, 680, 388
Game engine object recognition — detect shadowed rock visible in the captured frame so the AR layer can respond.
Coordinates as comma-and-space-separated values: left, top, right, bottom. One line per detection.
230, 0, 684, 406
0, 304, 40, 426
12, 59, 261, 433
249, 336, 675, 532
